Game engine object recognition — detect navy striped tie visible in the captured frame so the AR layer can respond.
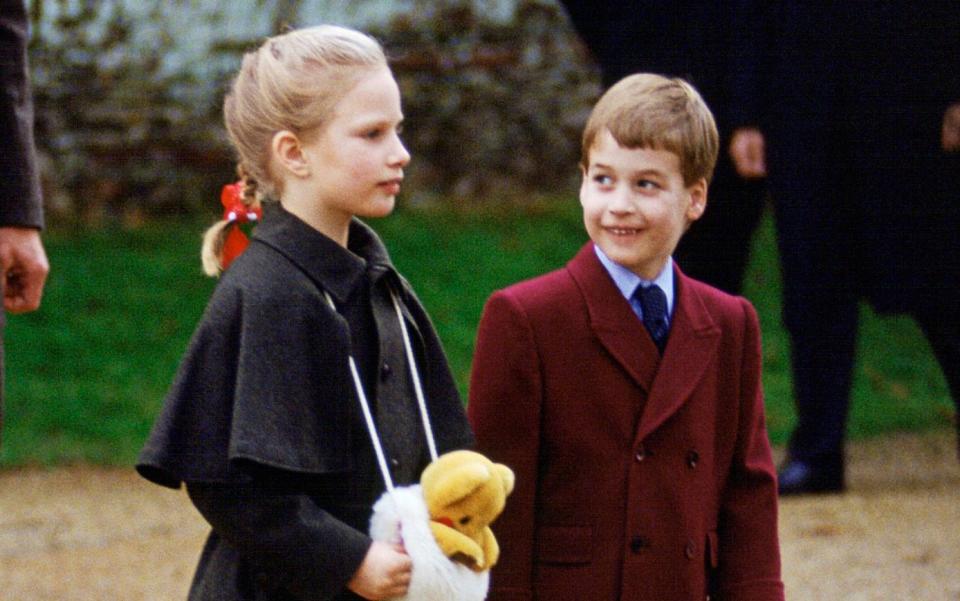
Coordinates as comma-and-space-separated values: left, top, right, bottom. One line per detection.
635, 284, 669, 354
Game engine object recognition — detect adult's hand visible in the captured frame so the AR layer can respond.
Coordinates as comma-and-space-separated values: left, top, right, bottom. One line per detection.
0, 226, 49, 313
729, 127, 767, 179
942, 102, 960, 152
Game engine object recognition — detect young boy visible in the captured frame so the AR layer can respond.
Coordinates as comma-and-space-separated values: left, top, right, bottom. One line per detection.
467, 74, 784, 600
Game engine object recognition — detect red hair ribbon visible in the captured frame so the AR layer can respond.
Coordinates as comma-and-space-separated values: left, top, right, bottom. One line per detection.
220, 181, 263, 270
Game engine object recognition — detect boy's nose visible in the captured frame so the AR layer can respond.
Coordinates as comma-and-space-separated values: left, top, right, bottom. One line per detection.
608, 188, 636, 213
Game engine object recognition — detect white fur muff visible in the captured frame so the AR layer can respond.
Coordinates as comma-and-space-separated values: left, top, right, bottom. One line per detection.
369, 485, 490, 601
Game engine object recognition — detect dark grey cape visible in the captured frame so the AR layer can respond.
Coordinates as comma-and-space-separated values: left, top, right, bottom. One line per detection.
136, 205, 473, 601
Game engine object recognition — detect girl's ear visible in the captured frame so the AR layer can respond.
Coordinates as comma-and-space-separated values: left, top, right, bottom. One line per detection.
271, 130, 310, 178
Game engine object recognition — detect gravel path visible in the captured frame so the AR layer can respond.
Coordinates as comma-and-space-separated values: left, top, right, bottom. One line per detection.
1, 429, 958, 600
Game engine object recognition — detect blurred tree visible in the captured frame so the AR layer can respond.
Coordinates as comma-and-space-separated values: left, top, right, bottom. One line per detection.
270, 0, 303, 32
26, 0, 598, 224
373, 0, 599, 203
28, 0, 235, 224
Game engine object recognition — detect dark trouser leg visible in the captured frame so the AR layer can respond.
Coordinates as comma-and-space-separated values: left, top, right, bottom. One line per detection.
769, 148, 856, 476
909, 151, 960, 458
784, 293, 858, 468
674, 153, 766, 295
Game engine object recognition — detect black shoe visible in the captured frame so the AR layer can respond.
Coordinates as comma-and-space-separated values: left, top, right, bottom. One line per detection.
777, 459, 845, 496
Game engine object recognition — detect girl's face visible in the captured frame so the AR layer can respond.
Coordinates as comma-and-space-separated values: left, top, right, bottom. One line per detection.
298, 66, 410, 230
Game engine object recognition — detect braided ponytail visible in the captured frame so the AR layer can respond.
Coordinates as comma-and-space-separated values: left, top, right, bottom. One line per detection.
201, 166, 263, 277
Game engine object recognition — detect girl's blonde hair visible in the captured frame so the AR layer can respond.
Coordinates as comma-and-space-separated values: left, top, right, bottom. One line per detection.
201, 25, 388, 276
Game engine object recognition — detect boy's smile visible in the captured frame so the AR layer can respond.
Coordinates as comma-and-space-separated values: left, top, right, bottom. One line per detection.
580, 129, 707, 280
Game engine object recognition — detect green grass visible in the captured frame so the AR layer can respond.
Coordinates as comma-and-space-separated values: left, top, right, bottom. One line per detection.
2, 220, 217, 465
1, 202, 954, 466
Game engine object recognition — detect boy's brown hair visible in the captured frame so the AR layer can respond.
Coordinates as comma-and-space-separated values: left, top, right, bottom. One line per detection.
580, 73, 719, 186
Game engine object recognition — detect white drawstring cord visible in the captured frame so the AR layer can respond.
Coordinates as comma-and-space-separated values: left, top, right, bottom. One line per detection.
390, 289, 439, 463
323, 287, 437, 493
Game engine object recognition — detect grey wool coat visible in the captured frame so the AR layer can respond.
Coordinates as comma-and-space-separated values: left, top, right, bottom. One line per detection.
137, 205, 474, 601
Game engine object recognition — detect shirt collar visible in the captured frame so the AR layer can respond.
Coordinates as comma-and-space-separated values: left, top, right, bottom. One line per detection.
252, 203, 398, 303
593, 244, 675, 318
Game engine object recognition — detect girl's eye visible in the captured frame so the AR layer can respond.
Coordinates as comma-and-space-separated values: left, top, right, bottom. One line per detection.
363, 123, 403, 140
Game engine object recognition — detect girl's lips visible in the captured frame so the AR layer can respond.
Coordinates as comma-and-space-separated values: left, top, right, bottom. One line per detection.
379, 179, 402, 195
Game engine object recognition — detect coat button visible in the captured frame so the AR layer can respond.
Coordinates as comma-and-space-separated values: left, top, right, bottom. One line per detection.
687, 450, 699, 468
635, 445, 647, 462
685, 540, 697, 559
630, 535, 651, 553
389, 457, 401, 471
381, 362, 392, 379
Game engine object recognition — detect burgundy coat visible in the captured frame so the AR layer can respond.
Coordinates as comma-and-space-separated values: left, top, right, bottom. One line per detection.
468, 244, 783, 601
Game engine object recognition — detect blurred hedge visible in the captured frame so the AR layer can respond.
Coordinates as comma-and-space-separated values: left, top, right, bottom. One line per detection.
28, 0, 599, 225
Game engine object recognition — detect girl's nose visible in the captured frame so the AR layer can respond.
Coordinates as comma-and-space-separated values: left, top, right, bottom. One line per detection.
391, 134, 411, 167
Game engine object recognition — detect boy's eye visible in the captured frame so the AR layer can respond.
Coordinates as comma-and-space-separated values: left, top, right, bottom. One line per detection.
593, 174, 613, 186
635, 179, 660, 190
363, 128, 384, 140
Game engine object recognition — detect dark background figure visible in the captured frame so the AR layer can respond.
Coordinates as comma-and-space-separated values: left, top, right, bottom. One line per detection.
557, 0, 767, 295
731, 1, 960, 494
0, 0, 49, 442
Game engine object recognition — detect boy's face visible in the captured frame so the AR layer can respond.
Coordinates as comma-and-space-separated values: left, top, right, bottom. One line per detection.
580, 129, 707, 280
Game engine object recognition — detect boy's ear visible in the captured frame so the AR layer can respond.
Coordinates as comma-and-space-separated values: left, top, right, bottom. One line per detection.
271, 130, 310, 178
578, 164, 590, 197
685, 178, 708, 222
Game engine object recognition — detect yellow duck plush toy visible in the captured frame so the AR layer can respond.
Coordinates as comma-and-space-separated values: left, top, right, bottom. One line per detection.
421, 450, 515, 571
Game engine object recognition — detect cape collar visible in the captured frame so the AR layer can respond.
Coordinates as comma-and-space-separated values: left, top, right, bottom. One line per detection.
252, 203, 398, 303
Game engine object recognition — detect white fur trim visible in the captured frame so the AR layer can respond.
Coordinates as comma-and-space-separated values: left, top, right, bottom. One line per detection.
370, 485, 490, 601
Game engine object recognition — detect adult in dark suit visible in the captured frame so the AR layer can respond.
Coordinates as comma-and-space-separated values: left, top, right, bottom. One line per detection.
1, 0, 49, 441
558, 0, 767, 294
730, 1, 960, 493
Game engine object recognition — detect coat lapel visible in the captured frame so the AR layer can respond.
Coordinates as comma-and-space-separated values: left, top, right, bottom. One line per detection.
566, 244, 660, 393
636, 267, 721, 441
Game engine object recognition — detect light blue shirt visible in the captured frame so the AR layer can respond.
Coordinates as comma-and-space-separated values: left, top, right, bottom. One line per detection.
593, 245, 675, 325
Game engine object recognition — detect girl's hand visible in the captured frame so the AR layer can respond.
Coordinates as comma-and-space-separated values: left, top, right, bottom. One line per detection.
347, 541, 412, 600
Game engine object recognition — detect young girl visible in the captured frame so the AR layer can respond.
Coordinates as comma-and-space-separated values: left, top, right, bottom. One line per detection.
137, 25, 474, 601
